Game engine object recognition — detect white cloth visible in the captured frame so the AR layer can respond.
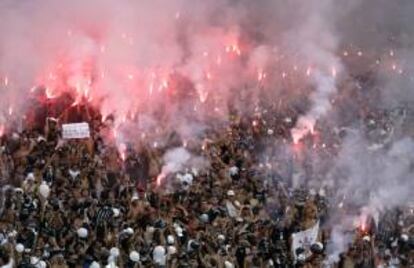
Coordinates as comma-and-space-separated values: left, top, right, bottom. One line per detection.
153, 245, 166, 265
90, 261, 100, 268
69, 169, 80, 179
177, 173, 193, 186
291, 221, 320, 260
168, 245, 177, 255
229, 166, 239, 176
225, 200, 238, 218
129, 251, 140, 262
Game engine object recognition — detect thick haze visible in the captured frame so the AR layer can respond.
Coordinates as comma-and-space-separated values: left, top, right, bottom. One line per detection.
0, 1, 414, 258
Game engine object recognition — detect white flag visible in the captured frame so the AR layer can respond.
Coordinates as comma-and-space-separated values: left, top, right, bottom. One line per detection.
291, 221, 320, 260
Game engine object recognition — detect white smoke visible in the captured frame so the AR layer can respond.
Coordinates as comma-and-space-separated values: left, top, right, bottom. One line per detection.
335, 134, 414, 210
325, 225, 353, 264
0, 0, 347, 135
289, 0, 344, 143
156, 147, 207, 187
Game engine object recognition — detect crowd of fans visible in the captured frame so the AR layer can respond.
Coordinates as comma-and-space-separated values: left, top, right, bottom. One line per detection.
0, 101, 412, 268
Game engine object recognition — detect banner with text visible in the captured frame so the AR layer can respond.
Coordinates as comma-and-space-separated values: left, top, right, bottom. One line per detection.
62, 122, 90, 139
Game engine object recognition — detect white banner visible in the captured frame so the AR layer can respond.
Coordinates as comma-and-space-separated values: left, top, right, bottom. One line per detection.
291, 221, 320, 260
62, 122, 90, 139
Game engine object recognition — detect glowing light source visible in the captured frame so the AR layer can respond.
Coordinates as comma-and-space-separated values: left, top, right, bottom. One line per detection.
45, 88, 56, 99
291, 117, 315, 144
331, 67, 337, 78
257, 70, 266, 82
156, 173, 166, 186
225, 44, 241, 56
306, 67, 312, 76
119, 143, 127, 162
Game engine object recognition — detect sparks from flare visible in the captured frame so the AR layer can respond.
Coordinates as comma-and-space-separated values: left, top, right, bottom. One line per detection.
119, 143, 127, 162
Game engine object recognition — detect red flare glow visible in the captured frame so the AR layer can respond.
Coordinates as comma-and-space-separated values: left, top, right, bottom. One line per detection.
37, 55, 97, 106
45, 88, 57, 99
257, 70, 266, 82
156, 173, 166, 187
355, 213, 369, 234
292, 140, 305, 159
360, 222, 366, 233
119, 143, 127, 162
291, 117, 315, 144
21, 27, 269, 159
331, 67, 337, 78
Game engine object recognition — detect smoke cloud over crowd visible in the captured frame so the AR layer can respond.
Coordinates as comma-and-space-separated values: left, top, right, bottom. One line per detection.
0, 0, 414, 262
